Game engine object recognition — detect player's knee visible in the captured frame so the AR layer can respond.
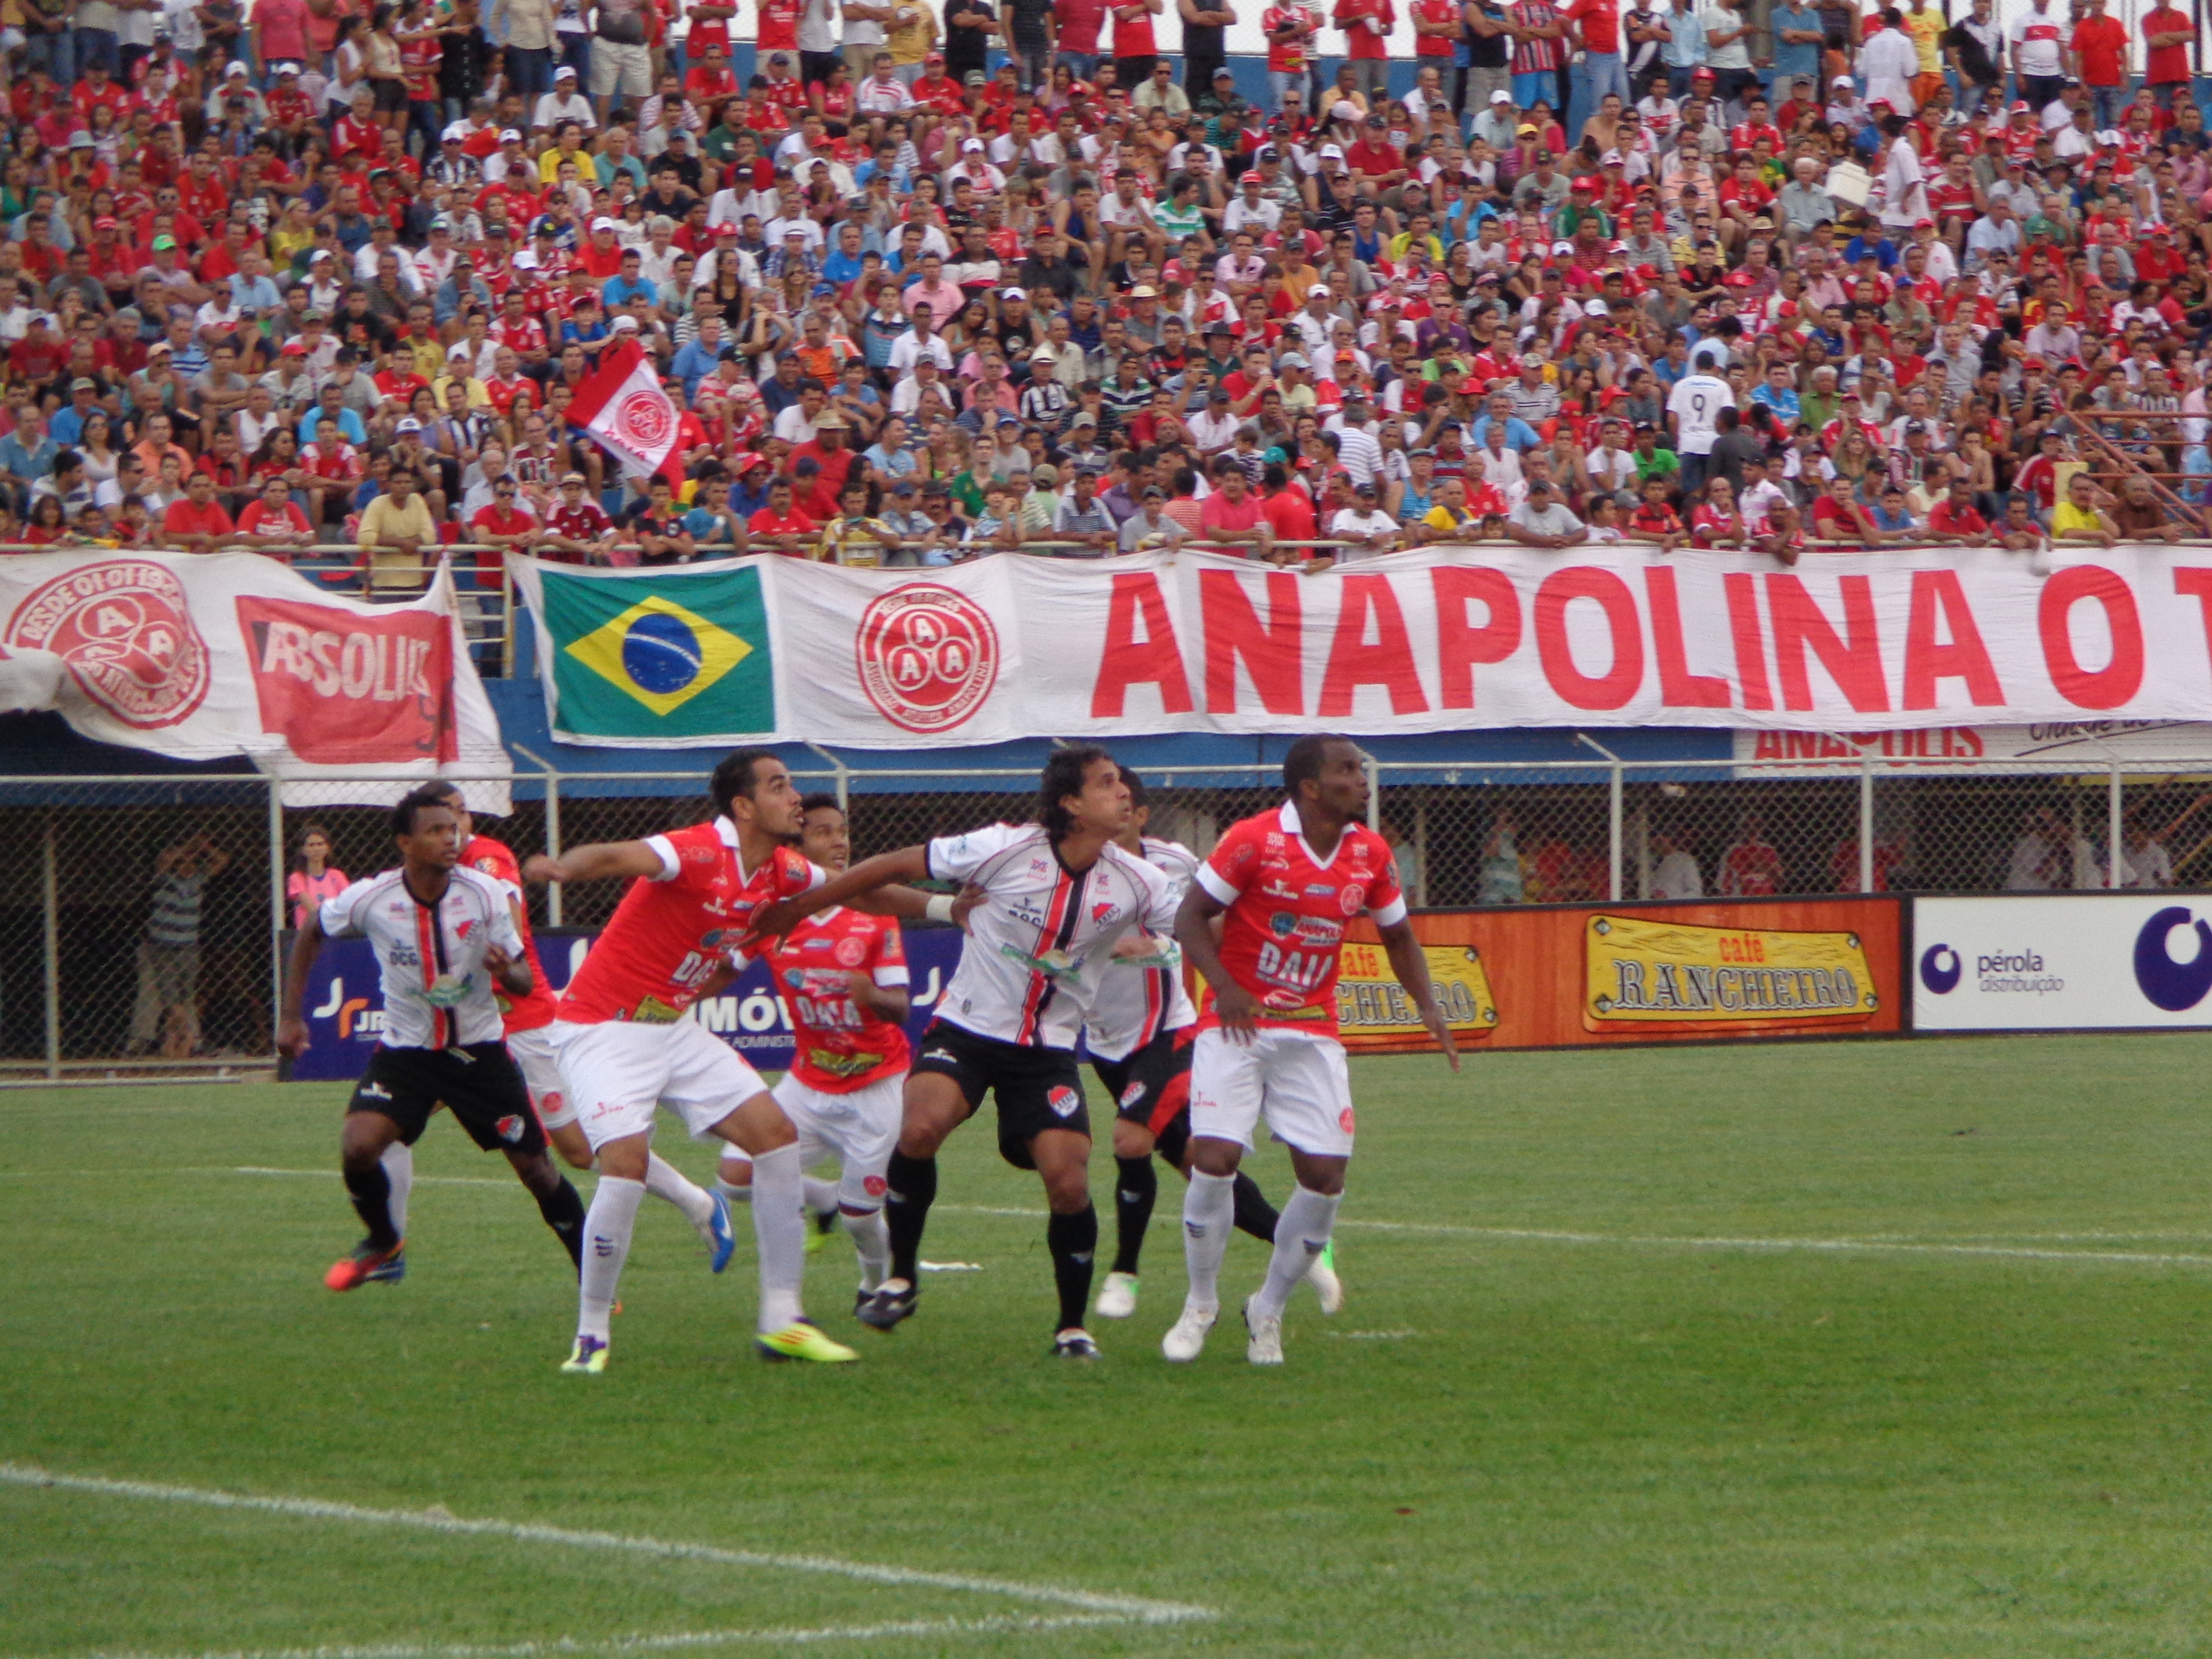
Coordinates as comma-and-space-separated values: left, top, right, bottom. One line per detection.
1110, 1118, 1154, 1161
1189, 1136, 1242, 1178
1041, 1164, 1090, 1212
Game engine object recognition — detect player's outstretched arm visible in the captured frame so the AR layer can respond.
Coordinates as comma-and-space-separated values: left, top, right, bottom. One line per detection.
1378, 916, 1460, 1072
520, 841, 667, 886
276, 906, 324, 1059
748, 845, 933, 938
1175, 883, 1259, 1043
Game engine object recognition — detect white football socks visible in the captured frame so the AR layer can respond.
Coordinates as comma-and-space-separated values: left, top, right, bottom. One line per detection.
846, 1207, 891, 1291
1253, 1185, 1342, 1322
749, 1142, 806, 1333
378, 1141, 413, 1241
802, 1174, 841, 1218
577, 1175, 644, 1343
643, 1152, 716, 1229
1180, 1169, 1236, 1312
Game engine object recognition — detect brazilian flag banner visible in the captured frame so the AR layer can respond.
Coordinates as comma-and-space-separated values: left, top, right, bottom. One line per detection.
520, 560, 775, 744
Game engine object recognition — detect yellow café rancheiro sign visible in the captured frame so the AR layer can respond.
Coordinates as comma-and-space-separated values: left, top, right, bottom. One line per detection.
1584, 914, 1878, 1026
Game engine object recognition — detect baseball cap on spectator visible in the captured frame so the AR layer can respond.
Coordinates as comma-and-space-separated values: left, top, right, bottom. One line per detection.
441, 121, 469, 143
500, 128, 522, 142
1031, 345, 1057, 361
964, 69, 988, 84
1214, 66, 1234, 79
1833, 75, 1854, 87
1130, 284, 1159, 298
274, 60, 300, 75
1319, 143, 1345, 160
1516, 123, 1538, 137
151, 234, 176, 251
590, 216, 617, 231
1600, 150, 1625, 165
1490, 90, 1511, 104
1141, 484, 1166, 500
713, 222, 738, 236
1691, 65, 1714, 80
68, 132, 94, 149
2008, 99, 2031, 113
554, 64, 578, 79
611, 315, 640, 332
223, 59, 249, 75
93, 215, 117, 230
1002, 287, 1028, 301
924, 50, 944, 62
1279, 351, 1309, 368
962, 137, 986, 151
1331, 100, 1359, 120
533, 217, 560, 236
396, 418, 422, 433
279, 339, 307, 357
1070, 412, 1099, 428
1034, 464, 1059, 485
1365, 112, 1386, 127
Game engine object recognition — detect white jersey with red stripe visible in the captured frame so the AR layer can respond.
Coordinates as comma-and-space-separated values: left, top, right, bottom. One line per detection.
735, 907, 911, 1093
461, 832, 558, 1034
926, 821, 1181, 1050
1192, 801, 1407, 1039
556, 817, 825, 1026
1083, 835, 1201, 1063
318, 864, 522, 1048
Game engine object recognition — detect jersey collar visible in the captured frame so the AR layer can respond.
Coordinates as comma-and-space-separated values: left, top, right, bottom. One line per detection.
1277, 799, 1347, 870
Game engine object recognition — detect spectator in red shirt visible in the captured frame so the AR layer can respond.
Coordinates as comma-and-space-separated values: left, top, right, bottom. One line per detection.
1196, 456, 1274, 556
747, 476, 819, 554
2072, 0, 2130, 128
236, 475, 315, 555
542, 471, 616, 563
2143, 0, 2194, 106
1926, 479, 1991, 544
162, 470, 238, 552
469, 476, 542, 578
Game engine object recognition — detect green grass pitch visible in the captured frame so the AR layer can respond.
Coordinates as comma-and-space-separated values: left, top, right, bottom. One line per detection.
12, 1034, 2212, 1658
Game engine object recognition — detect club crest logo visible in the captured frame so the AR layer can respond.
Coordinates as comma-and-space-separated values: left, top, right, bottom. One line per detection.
6, 560, 210, 728
854, 584, 999, 734
1048, 1085, 1081, 1118
834, 935, 869, 967
495, 1115, 526, 1142
616, 387, 674, 451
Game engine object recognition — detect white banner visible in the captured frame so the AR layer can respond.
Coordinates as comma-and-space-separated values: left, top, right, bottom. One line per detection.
0, 552, 509, 807
1913, 895, 2212, 1030
1736, 723, 2212, 775
516, 544, 2212, 748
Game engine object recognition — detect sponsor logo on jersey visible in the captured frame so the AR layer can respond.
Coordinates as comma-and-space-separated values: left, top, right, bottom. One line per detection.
921, 1047, 958, 1062
495, 1114, 526, 1142
1268, 911, 1298, 938
1260, 878, 1302, 900
1305, 883, 1338, 898
807, 1046, 888, 1078
1119, 1080, 1147, 1108
834, 935, 869, 967
801, 937, 832, 950
1047, 1085, 1081, 1117
1292, 916, 1344, 946
699, 928, 728, 947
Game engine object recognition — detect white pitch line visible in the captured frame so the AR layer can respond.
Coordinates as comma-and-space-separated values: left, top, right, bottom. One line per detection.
0, 1465, 1214, 1630
119, 1169, 2212, 1273
71, 1613, 1141, 1659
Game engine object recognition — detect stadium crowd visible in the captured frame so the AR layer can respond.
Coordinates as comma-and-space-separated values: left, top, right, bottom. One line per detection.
0, 0, 2204, 576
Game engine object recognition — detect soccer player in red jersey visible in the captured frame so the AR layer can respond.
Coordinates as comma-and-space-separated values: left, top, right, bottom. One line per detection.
713, 794, 912, 1311
427, 784, 726, 1260
1165, 735, 1459, 1366
520, 751, 861, 1371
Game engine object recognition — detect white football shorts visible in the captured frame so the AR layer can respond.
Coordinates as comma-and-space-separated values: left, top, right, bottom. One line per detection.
1188, 1026, 1355, 1159
772, 1070, 906, 1211
506, 1026, 573, 1128
548, 1018, 770, 1153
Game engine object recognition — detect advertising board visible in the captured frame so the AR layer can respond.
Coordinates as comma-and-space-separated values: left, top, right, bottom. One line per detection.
1913, 895, 2212, 1030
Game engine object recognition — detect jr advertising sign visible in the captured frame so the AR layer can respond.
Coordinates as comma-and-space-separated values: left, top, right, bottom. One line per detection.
1913, 896, 2212, 1030
289, 925, 971, 1082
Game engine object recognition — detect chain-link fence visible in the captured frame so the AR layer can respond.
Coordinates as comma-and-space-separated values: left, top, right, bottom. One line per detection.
7, 749, 2210, 1080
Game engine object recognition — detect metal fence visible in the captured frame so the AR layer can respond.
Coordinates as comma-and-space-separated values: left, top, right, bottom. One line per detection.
7, 746, 2209, 1080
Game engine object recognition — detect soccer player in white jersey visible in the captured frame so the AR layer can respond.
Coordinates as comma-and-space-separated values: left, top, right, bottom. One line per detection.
1166, 735, 1461, 1366
1084, 767, 1339, 1322
749, 746, 1181, 1359
519, 750, 859, 1372
710, 794, 912, 1313
277, 784, 590, 1291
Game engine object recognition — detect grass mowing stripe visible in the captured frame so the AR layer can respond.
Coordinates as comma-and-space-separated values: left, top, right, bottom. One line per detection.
69, 1612, 1147, 1659
0, 1465, 1217, 1627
